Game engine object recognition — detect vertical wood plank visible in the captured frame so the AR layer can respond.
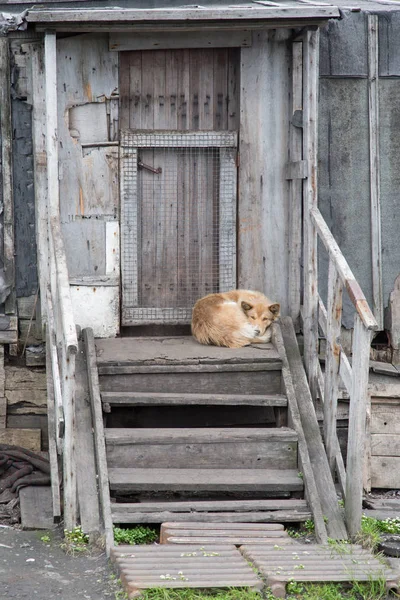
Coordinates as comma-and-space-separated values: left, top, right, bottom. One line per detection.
45, 333, 62, 522
141, 51, 155, 130
153, 51, 166, 129
83, 328, 114, 555
239, 30, 291, 308
177, 49, 190, 130
302, 29, 320, 402
227, 48, 240, 131
0, 38, 16, 314
364, 396, 372, 493
288, 41, 303, 328
190, 49, 200, 130
323, 259, 343, 473
345, 314, 372, 537
213, 48, 228, 130
129, 51, 142, 129
198, 51, 214, 296
45, 31, 77, 531
119, 52, 130, 130
31, 42, 49, 333
368, 14, 383, 330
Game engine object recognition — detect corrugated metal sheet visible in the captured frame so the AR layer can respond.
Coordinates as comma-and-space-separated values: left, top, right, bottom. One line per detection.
111, 544, 263, 595
241, 543, 399, 597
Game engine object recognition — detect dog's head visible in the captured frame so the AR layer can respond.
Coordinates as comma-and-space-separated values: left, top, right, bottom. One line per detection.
241, 300, 280, 337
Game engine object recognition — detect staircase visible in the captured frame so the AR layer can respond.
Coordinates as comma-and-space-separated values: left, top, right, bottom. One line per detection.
81, 318, 348, 551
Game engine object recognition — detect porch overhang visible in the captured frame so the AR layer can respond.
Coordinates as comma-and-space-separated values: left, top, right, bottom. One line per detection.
26, 4, 341, 32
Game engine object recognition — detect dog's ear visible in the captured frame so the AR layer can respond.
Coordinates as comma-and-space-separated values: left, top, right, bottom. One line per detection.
241, 301, 253, 312
269, 303, 280, 316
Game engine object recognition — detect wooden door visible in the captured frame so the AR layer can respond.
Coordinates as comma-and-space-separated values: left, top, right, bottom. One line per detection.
119, 49, 239, 326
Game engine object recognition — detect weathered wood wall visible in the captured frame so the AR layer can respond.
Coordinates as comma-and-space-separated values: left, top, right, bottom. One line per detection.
239, 30, 291, 314
56, 33, 120, 337
319, 10, 400, 334
120, 48, 239, 131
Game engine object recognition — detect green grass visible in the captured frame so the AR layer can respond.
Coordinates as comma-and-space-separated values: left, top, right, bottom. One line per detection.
61, 526, 89, 555
138, 590, 262, 600
285, 579, 389, 600
355, 515, 400, 552
113, 525, 159, 545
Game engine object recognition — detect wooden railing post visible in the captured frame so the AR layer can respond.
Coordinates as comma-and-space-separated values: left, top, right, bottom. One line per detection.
302, 29, 320, 401
345, 315, 372, 537
323, 259, 343, 473
45, 31, 78, 531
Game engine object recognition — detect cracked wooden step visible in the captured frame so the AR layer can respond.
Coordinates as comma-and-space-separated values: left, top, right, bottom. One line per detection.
105, 427, 298, 470
101, 391, 288, 408
108, 467, 304, 493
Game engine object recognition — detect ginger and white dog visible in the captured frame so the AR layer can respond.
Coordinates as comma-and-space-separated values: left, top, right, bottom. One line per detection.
191, 289, 280, 348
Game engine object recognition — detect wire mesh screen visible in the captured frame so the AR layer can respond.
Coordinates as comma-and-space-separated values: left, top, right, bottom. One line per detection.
121, 131, 237, 324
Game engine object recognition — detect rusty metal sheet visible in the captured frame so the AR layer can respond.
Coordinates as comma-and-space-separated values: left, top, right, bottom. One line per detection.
111, 544, 263, 596
241, 544, 399, 598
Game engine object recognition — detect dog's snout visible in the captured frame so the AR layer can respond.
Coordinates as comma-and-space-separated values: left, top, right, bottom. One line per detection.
254, 327, 261, 336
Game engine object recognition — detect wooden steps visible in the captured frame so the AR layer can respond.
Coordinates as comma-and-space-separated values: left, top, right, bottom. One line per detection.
108, 467, 304, 493
79, 325, 349, 548
105, 427, 298, 470
102, 391, 288, 408
111, 499, 312, 524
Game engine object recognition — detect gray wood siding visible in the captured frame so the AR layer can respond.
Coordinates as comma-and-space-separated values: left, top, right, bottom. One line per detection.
319, 12, 368, 77
56, 34, 119, 279
318, 78, 373, 327
119, 48, 239, 131
12, 99, 38, 297
239, 30, 291, 313
379, 80, 400, 305
318, 10, 400, 328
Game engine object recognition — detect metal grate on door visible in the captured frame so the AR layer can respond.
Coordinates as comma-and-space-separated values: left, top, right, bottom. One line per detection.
120, 131, 238, 325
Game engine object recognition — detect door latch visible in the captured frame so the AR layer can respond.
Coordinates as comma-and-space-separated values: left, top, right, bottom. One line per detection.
138, 159, 162, 175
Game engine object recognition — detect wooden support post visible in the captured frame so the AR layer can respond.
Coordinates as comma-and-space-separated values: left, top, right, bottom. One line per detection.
0, 38, 16, 315
31, 42, 49, 333
323, 259, 343, 473
288, 41, 303, 329
367, 14, 383, 330
345, 315, 372, 537
45, 31, 77, 531
83, 328, 114, 555
302, 29, 320, 401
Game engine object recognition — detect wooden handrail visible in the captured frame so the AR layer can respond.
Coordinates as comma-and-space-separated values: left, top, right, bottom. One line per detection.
310, 207, 378, 331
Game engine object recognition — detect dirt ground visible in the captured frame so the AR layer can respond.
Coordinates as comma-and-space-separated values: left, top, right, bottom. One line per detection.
0, 525, 120, 599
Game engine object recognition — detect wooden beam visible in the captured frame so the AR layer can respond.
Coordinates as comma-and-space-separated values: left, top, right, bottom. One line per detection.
45, 31, 77, 532
31, 42, 49, 333
83, 328, 114, 555
272, 322, 329, 544
279, 318, 347, 540
26, 7, 341, 23
323, 259, 343, 474
45, 333, 62, 522
109, 30, 252, 51
288, 41, 303, 327
310, 207, 378, 331
345, 315, 372, 537
367, 14, 383, 330
302, 29, 320, 401
0, 38, 16, 315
